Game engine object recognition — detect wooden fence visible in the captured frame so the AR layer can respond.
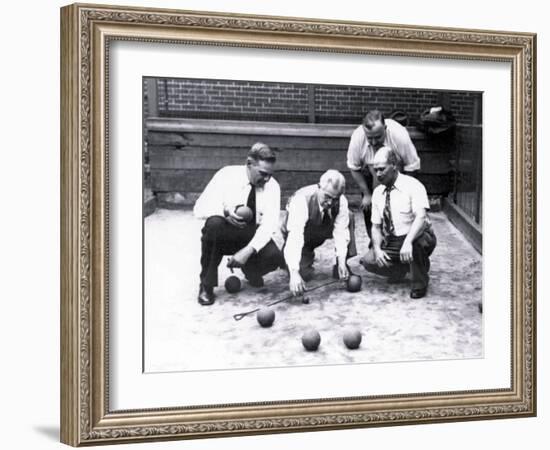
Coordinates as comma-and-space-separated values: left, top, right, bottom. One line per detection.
145, 118, 474, 207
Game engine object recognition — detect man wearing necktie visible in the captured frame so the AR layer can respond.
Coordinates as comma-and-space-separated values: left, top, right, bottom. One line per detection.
360, 147, 436, 299
282, 170, 357, 297
193, 142, 284, 305
346, 110, 421, 240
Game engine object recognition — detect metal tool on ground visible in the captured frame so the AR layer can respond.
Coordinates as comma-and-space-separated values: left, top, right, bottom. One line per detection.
232, 279, 340, 321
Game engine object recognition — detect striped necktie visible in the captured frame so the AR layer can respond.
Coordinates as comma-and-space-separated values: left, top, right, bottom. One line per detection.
382, 185, 395, 238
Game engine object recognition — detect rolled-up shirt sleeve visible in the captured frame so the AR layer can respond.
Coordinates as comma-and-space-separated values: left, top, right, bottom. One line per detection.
248, 180, 281, 253
391, 123, 421, 172
283, 195, 308, 272
410, 180, 430, 214
193, 167, 226, 219
346, 127, 365, 171
333, 196, 350, 263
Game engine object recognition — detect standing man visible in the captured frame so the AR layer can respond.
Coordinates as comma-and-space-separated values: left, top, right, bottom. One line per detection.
193, 142, 283, 305
360, 147, 436, 299
282, 170, 356, 297
347, 110, 421, 238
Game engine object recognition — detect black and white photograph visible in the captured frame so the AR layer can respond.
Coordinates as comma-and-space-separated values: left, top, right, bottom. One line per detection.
54, 1, 538, 447
142, 77, 483, 373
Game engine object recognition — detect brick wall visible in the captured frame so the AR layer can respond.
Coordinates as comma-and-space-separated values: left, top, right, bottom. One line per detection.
150, 78, 480, 125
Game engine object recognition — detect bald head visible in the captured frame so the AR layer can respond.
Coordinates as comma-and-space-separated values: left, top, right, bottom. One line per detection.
373, 146, 403, 167
373, 146, 392, 165
372, 146, 400, 187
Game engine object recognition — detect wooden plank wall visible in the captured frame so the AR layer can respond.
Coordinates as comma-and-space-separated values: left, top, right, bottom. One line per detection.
146, 118, 472, 206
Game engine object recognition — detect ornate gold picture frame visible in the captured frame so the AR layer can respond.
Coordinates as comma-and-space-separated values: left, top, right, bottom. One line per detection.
60, 3, 536, 446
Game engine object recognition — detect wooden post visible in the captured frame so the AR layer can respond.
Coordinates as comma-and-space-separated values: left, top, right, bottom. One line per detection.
473, 95, 482, 223
474, 127, 483, 224
163, 79, 169, 113
307, 84, 316, 123
472, 95, 482, 125
452, 133, 461, 204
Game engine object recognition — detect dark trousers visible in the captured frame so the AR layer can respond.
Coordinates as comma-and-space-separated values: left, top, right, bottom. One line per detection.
361, 169, 375, 240
298, 213, 357, 273
362, 227, 436, 290
199, 216, 283, 287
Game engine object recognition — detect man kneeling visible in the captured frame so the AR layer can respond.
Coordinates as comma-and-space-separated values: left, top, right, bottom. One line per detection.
193, 142, 283, 305
283, 170, 356, 297
360, 147, 436, 299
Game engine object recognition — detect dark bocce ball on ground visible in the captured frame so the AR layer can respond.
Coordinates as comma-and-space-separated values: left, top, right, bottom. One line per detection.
224, 275, 241, 293
343, 329, 362, 350
346, 274, 362, 292
302, 330, 321, 351
256, 308, 275, 327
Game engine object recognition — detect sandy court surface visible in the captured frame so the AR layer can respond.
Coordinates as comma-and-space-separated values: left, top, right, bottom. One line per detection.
144, 209, 482, 373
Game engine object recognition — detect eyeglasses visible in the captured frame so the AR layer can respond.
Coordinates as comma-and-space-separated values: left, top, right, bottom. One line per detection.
319, 187, 339, 202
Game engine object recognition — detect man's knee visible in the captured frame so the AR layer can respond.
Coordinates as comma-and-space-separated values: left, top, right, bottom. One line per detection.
202, 215, 226, 239
260, 242, 284, 267
413, 229, 437, 256
359, 249, 378, 273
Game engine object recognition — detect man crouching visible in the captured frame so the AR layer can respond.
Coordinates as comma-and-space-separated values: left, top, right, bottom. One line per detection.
193, 142, 283, 305
360, 147, 436, 299
283, 170, 356, 297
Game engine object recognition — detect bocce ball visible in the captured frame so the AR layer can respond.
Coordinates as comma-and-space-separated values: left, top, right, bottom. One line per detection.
346, 274, 362, 292
256, 308, 275, 327
302, 330, 321, 351
343, 329, 362, 350
235, 205, 254, 223
224, 275, 241, 293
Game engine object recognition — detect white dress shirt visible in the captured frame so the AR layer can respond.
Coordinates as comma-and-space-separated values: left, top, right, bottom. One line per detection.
346, 118, 421, 172
371, 173, 430, 237
284, 186, 350, 272
193, 165, 281, 252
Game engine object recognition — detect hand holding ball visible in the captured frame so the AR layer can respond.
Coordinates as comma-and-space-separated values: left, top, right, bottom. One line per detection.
235, 205, 254, 223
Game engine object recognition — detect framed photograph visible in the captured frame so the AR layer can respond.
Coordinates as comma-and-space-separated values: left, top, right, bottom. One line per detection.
60, 3, 536, 446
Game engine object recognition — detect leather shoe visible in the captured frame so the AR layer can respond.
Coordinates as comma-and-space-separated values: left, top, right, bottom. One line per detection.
198, 284, 216, 305
409, 288, 427, 299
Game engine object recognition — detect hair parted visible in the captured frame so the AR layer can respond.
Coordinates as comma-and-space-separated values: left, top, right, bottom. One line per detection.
248, 142, 276, 163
